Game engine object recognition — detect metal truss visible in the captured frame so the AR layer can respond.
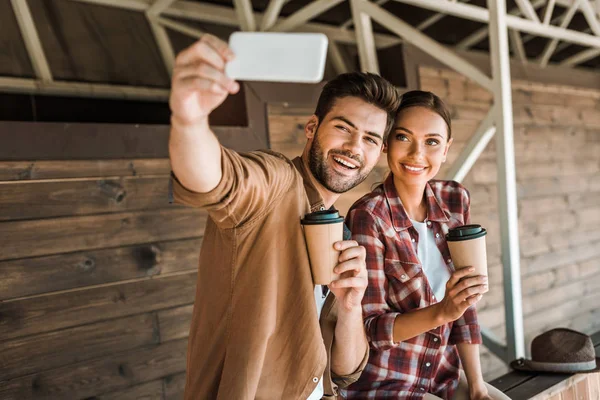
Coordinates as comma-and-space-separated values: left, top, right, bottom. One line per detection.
4, 0, 600, 100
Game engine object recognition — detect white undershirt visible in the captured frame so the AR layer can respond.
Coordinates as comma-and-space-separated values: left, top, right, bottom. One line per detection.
307, 285, 327, 400
410, 219, 451, 302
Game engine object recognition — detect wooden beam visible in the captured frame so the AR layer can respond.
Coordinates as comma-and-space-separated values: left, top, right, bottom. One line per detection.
260, 0, 286, 31
351, 0, 380, 73
363, 0, 493, 90
538, 0, 581, 67
515, 0, 541, 22
9, 0, 52, 82
233, 0, 257, 31
269, 0, 345, 32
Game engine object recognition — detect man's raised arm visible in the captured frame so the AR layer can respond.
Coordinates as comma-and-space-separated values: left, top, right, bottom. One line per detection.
169, 34, 240, 193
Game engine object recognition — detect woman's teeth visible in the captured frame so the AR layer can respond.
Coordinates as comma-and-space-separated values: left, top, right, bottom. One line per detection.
333, 157, 357, 169
403, 165, 425, 172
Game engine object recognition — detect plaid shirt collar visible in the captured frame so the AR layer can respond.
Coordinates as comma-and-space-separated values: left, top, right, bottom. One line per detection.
382, 174, 450, 231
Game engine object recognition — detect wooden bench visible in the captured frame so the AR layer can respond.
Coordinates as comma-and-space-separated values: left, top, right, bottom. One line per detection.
488, 331, 600, 400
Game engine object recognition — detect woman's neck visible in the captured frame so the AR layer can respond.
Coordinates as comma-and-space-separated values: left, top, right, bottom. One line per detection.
393, 177, 427, 222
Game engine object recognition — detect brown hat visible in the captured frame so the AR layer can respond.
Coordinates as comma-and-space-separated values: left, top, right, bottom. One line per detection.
510, 328, 600, 373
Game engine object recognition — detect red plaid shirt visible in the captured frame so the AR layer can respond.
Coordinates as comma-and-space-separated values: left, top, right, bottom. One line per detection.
342, 175, 482, 400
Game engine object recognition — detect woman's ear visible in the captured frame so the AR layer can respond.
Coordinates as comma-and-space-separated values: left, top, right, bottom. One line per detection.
382, 141, 388, 154
305, 115, 319, 139
443, 137, 453, 159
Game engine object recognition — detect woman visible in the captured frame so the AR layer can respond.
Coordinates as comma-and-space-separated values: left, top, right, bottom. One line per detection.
343, 91, 509, 400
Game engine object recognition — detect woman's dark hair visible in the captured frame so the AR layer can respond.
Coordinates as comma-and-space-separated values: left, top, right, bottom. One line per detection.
314, 72, 400, 141
396, 90, 452, 139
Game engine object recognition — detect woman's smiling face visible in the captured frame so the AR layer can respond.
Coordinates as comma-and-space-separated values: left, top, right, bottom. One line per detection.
386, 106, 452, 188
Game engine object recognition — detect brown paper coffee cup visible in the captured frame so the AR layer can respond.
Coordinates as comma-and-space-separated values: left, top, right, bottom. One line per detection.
446, 224, 488, 278
301, 210, 344, 285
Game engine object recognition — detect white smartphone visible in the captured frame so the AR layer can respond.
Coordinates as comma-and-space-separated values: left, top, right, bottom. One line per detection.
225, 32, 328, 83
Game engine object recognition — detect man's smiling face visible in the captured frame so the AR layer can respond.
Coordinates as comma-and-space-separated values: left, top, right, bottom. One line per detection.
305, 96, 388, 194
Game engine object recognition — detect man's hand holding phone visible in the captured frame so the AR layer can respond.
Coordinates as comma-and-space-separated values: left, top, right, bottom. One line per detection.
170, 34, 239, 127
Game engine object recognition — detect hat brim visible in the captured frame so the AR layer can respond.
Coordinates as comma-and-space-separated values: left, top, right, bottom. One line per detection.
510, 357, 600, 374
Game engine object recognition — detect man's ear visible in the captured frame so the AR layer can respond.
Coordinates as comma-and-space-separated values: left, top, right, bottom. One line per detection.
305, 115, 319, 140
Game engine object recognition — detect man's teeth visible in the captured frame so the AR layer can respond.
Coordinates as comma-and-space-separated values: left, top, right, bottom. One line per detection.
404, 165, 425, 172
333, 157, 357, 169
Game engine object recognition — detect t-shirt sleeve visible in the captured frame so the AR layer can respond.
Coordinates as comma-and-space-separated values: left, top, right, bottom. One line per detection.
170, 147, 295, 229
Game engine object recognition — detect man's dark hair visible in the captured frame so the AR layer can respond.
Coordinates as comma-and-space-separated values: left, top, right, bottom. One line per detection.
396, 90, 452, 139
314, 72, 400, 141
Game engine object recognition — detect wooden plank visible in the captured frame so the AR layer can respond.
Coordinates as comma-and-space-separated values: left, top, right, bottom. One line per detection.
506, 373, 573, 400
0, 176, 178, 221
0, 339, 187, 400
0, 159, 170, 181
94, 380, 164, 400
0, 122, 267, 160
488, 370, 537, 392
158, 304, 194, 342
0, 237, 201, 300
0, 272, 197, 341
0, 208, 207, 261
0, 313, 159, 380
164, 372, 186, 400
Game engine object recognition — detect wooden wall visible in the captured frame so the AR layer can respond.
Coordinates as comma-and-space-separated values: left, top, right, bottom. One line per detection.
0, 114, 267, 399
0, 155, 195, 399
419, 66, 600, 380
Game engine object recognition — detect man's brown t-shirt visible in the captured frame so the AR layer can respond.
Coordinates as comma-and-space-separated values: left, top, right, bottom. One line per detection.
171, 147, 367, 399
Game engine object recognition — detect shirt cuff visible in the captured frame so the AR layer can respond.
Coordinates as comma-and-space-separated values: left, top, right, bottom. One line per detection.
366, 312, 401, 350
448, 323, 483, 345
331, 344, 369, 388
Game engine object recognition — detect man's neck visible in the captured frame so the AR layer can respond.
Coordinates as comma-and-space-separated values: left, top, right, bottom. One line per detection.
301, 154, 340, 209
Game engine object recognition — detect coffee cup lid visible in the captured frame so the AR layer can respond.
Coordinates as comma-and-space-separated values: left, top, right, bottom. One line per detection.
446, 224, 487, 241
301, 210, 344, 225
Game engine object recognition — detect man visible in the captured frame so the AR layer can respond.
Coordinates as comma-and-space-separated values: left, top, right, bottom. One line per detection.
169, 34, 400, 399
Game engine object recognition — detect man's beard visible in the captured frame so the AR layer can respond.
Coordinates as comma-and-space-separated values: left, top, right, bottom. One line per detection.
308, 132, 370, 194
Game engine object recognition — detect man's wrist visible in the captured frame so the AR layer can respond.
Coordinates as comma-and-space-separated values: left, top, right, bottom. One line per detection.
336, 304, 363, 319
171, 114, 210, 133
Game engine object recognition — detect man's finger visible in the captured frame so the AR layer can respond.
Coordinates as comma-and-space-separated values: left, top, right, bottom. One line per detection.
337, 245, 365, 263
333, 240, 360, 252
176, 34, 234, 67
176, 77, 228, 95
177, 63, 237, 92
330, 276, 367, 289
175, 41, 227, 71
334, 259, 363, 276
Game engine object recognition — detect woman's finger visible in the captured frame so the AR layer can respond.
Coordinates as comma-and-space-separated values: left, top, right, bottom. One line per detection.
446, 267, 475, 289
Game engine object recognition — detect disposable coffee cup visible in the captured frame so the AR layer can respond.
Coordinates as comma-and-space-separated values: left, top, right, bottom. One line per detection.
446, 224, 488, 278
301, 210, 344, 285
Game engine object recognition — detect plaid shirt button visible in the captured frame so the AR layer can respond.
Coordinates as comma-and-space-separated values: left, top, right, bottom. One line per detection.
426, 362, 431, 367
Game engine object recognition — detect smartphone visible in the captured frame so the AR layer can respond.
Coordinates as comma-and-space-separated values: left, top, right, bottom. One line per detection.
225, 32, 328, 83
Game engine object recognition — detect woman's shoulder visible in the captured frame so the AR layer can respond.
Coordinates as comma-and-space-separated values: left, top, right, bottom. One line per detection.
428, 179, 470, 199
347, 183, 387, 215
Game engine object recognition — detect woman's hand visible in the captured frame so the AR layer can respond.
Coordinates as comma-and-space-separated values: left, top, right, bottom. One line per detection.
438, 267, 487, 322
469, 381, 493, 400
